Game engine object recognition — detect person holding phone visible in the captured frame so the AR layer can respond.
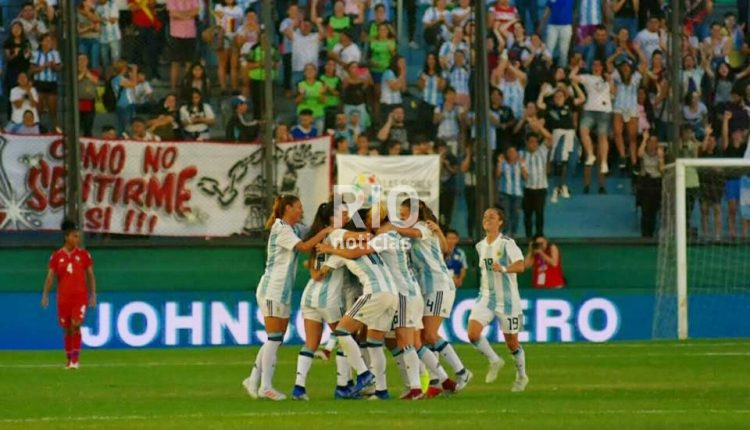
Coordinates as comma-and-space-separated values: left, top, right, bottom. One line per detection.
524, 234, 565, 289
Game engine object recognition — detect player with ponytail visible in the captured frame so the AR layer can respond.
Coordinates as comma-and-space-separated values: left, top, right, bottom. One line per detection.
243, 195, 332, 401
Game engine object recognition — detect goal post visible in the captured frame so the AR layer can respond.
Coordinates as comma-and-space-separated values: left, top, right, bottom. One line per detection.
655, 158, 750, 340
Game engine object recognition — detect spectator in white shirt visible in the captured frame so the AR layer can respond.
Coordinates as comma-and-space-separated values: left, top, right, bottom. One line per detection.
6, 110, 41, 134
9, 72, 39, 126
287, 18, 324, 89
179, 88, 215, 140
634, 16, 665, 66
330, 30, 362, 78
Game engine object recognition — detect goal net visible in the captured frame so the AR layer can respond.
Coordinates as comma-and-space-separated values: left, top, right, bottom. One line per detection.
654, 159, 750, 339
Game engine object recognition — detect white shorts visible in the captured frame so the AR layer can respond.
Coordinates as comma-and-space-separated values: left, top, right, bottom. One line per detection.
258, 298, 291, 319
346, 292, 398, 332
393, 294, 424, 329
614, 108, 638, 123
468, 299, 524, 334
301, 305, 345, 324
343, 282, 363, 309
423, 289, 456, 318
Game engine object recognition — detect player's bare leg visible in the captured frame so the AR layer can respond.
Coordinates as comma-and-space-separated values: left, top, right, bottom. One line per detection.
423, 315, 472, 391
504, 333, 529, 392
467, 319, 504, 383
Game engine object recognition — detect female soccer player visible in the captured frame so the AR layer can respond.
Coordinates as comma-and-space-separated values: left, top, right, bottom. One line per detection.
243, 195, 331, 401
291, 203, 370, 400
41, 221, 96, 369
317, 223, 400, 400
368, 207, 424, 400
397, 199, 471, 392
468, 208, 529, 392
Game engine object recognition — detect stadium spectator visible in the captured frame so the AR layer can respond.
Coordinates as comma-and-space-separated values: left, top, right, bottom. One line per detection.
436, 139, 458, 225
9, 72, 39, 128
610, 55, 649, 169
354, 134, 371, 156
370, 21, 398, 114
77, 53, 99, 137
683, 90, 709, 140
612, 0, 639, 39
496, 146, 524, 237
521, 131, 550, 238
129, 116, 160, 141
416, 52, 446, 136
133, 69, 155, 114
96, 0, 121, 70
77, 0, 101, 72
675, 123, 704, 232
291, 108, 319, 140
111, 60, 136, 136
179, 88, 215, 140
179, 62, 210, 105
16, 3, 48, 51
443, 228, 467, 287
101, 125, 117, 139
148, 93, 182, 141
434, 87, 465, 154
422, 0, 452, 50
237, 11, 262, 90
321, 59, 343, 130
225, 96, 259, 142
329, 112, 354, 148
439, 26, 468, 71
246, 31, 279, 120
721, 110, 749, 238
376, 105, 408, 151
378, 55, 406, 125
699, 128, 724, 239
576, 0, 604, 44
330, 30, 362, 78
342, 61, 372, 129
386, 140, 402, 156
286, 16, 323, 92
489, 88, 515, 153
637, 132, 665, 238
128, 0, 161, 81
491, 57, 527, 122
296, 63, 327, 134
213, 0, 243, 95
166, 0, 199, 93
525, 234, 565, 289
540, 0, 574, 67
30, 33, 61, 130
278, 3, 301, 96
274, 122, 292, 142
3, 22, 32, 107
6, 109, 41, 134
582, 25, 615, 69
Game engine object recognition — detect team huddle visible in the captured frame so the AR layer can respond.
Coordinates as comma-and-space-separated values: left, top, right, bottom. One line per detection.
40, 196, 528, 399
242, 195, 529, 400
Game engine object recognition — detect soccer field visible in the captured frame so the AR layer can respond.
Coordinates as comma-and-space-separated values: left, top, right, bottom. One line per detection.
0, 342, 748, 430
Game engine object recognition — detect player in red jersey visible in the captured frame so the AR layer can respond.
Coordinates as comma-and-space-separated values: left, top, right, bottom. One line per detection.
41, 221, 97, 369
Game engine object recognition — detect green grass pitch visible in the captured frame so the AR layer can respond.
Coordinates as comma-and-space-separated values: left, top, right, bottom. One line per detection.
0, 341, 748, 430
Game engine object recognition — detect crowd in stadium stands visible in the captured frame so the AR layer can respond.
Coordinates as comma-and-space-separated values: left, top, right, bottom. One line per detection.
3, 0, 750, 238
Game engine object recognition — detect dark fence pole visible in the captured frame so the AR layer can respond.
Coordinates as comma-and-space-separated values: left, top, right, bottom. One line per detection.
473, 1, 494, 241
62, 0, 83, 235
261, 0, 275, 221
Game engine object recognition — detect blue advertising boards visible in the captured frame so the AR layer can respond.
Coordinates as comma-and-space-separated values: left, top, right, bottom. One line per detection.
1, 290, 748, 349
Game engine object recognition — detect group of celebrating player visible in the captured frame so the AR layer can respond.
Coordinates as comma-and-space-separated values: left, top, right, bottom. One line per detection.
241, 195, 529, 400
41, 195, 528, 399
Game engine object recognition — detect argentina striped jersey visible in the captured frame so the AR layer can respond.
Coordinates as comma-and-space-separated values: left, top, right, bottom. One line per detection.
256, 219, 302, 306
374, 231, 420, 298
409, 221, 455, 295
476, 235, 524, 315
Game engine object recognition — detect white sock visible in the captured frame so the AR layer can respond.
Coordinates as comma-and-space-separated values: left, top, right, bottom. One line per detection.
325, 337, 338, 352
472, 337, 501, 363
335, 351, 351, 387
295, 347, 314, 387
368, 340, 387, 391
512, 346, 527, 378
403, 346, 421, 390
418, 346, 447, 382
260, 338, 282, 390
419, 360, 426, 374
434, 339, 465, 374
249, 343, 265, 383
391, 348, 409, 389
360, 342, 371, 369
336, 331, 368, 374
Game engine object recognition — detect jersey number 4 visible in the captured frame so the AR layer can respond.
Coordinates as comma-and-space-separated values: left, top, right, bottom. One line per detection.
66, 263, 73, 274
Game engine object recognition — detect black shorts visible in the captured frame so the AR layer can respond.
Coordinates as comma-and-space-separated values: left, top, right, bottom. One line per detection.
169, 37, 196, 63
35, 81, 57, 94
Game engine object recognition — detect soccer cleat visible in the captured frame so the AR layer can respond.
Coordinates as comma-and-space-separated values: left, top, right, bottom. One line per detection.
314, 349, 331, 361
349, 371, 375, 397
601, 161, 609, 175
485, 359, 505, 383
367, 390, 390, 400
585, 154, 596, 166
260, 387, 287, 401
400, 388, 424, 400
550, 189, 559, 203
511, 375, 529, 392
242, 377, 259, 399
424, 386, 442, 398
456, 369, 473, 391
441, 378, 457, 393
68, 362, 79, 370
291, 385, 309, 401
334, 385, 353, 399
560, 185, 571, 199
